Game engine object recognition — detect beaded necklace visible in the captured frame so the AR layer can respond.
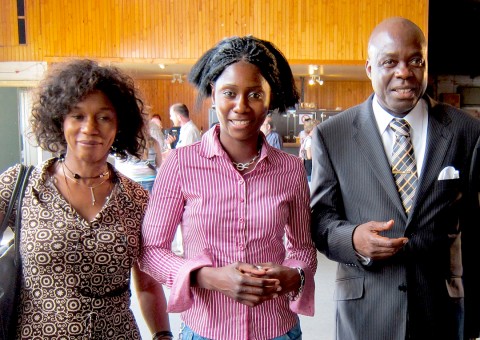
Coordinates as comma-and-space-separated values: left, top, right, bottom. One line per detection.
61, 158, 109, 180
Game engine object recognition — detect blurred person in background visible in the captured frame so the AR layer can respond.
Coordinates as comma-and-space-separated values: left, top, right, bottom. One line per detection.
261, 114, 283, 150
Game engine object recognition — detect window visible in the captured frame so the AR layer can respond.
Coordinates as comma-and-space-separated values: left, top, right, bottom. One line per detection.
17, 0, 26, 44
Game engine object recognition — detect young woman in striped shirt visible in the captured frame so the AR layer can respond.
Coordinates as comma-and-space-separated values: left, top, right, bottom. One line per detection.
140, 36, 317, 340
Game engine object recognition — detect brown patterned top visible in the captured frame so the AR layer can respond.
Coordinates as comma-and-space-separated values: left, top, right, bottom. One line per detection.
0, 159, 149, 339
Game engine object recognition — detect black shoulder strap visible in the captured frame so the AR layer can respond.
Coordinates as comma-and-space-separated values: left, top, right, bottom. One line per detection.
14, 165, 34, 266
0, 164, 26, 239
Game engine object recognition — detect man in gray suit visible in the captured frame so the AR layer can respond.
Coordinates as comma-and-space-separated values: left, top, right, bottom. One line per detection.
310, 17, 480, 340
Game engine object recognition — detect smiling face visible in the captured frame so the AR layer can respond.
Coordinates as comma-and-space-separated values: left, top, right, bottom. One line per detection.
63, 90, 118, 164
212, 61, 271, 146
366, 18, 427, 116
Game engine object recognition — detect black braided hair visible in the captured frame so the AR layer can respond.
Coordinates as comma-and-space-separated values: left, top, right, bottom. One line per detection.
188, 36, 299, 112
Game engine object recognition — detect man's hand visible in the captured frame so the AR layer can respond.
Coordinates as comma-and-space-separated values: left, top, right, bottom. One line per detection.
353, 220, 408, 261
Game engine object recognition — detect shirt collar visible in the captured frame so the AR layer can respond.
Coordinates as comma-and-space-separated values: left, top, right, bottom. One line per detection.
372, 94, 426, 135
199, 124, 274, 163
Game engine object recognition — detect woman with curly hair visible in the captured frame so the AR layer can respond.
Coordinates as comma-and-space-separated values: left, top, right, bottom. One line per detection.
140, 36, 317, 340
0, 59, 172, 339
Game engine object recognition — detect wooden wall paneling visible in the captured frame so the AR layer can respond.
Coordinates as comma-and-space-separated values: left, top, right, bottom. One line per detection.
0, 0, 16, 48
99, 1, 107, 58
32, 0, 42, 60
1, 0, 428, 63
0, 0, 12, 47
299, 80, 372, 111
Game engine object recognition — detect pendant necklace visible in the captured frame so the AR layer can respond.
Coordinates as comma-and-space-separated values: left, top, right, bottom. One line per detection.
232, 150, 261, 171
62, 162, 110, 206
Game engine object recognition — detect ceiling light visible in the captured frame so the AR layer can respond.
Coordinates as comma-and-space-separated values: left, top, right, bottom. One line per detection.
308, 75, 324, 86
171, 74, 184, 83
308, 65, 318, 75
158, 64, 165, 69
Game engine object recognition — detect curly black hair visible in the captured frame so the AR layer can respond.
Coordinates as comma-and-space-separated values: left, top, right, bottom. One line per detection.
29, 59, 147, 160
188, 36, 299, 113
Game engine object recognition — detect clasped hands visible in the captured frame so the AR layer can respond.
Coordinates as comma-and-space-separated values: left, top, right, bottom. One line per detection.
353, 219, 408, 261
193, 262, 300, 307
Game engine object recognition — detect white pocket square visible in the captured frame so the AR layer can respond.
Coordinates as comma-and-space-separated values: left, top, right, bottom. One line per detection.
438, 166, 460, 180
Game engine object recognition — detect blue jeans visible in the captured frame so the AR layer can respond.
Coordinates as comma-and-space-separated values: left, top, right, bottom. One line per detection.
179, 321, 302, 340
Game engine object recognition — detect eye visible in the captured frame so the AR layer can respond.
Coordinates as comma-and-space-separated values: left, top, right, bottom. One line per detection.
98, 114, 112, 121
382, 59, 397, 68
221, 90, 235, 98
409, 58, 425, 67
67, 112, 84, 120
248, 92, 264, 100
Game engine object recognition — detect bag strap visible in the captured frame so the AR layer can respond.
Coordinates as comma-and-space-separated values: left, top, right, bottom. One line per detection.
14, 165, 34, 266
0, 164, 26, 239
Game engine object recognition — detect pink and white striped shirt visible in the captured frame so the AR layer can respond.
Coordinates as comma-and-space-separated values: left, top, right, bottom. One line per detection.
140, 126, 317, 340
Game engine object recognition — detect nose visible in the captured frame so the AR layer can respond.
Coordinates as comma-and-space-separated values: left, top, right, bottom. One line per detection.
395, 62, 413, 79
233, 95, 250, 113
81, 116, 99, 134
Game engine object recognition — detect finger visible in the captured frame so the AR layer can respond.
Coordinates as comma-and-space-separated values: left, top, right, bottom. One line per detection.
241, 275, 280, 288
370, 220, 395, 232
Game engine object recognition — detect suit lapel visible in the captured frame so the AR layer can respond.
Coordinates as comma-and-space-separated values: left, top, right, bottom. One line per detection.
353, 97, 406, 217
410, 97, 453, 218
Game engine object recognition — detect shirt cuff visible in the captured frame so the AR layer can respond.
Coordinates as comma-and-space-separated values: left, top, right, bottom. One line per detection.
289, 265, 315, 316
166, 250, 214, 313
355, 251, 372, 266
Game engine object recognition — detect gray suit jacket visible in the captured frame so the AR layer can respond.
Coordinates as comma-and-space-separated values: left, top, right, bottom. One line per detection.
311, 94, 480, 340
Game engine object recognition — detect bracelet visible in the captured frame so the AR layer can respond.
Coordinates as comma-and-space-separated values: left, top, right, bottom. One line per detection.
287, 267, 305, 301
152, 330, 173, 340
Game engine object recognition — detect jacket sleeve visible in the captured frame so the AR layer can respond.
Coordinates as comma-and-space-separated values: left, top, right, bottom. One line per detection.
310, 126, 360, 266
463, 135, 480, 339
283, 158, 317, 316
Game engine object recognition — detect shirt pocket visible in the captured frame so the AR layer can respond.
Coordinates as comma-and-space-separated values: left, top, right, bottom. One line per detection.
334, 276, 364, 301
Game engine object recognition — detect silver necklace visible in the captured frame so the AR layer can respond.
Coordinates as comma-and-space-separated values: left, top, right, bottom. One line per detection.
232, 150, 261, 171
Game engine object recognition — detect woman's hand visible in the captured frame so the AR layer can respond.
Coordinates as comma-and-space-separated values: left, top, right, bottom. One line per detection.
192, 262, 281, 307
254, 262, 301, 297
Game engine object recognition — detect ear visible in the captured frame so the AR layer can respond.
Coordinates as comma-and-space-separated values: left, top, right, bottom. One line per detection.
211, 83, 216, 105
365, 59, 372, 79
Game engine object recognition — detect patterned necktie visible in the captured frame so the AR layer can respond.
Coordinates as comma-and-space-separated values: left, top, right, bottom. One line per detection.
390, 118, 418, 214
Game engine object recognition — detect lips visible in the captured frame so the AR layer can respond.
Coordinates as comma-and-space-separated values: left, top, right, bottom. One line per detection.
392, 88, 416, 99
230, 120, 251, 126
393, 88, 414, 94
78, 140, 102, 145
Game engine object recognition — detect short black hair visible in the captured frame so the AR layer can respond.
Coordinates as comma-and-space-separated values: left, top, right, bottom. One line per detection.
30, 59, 147, 160
188, 35, 299, 112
